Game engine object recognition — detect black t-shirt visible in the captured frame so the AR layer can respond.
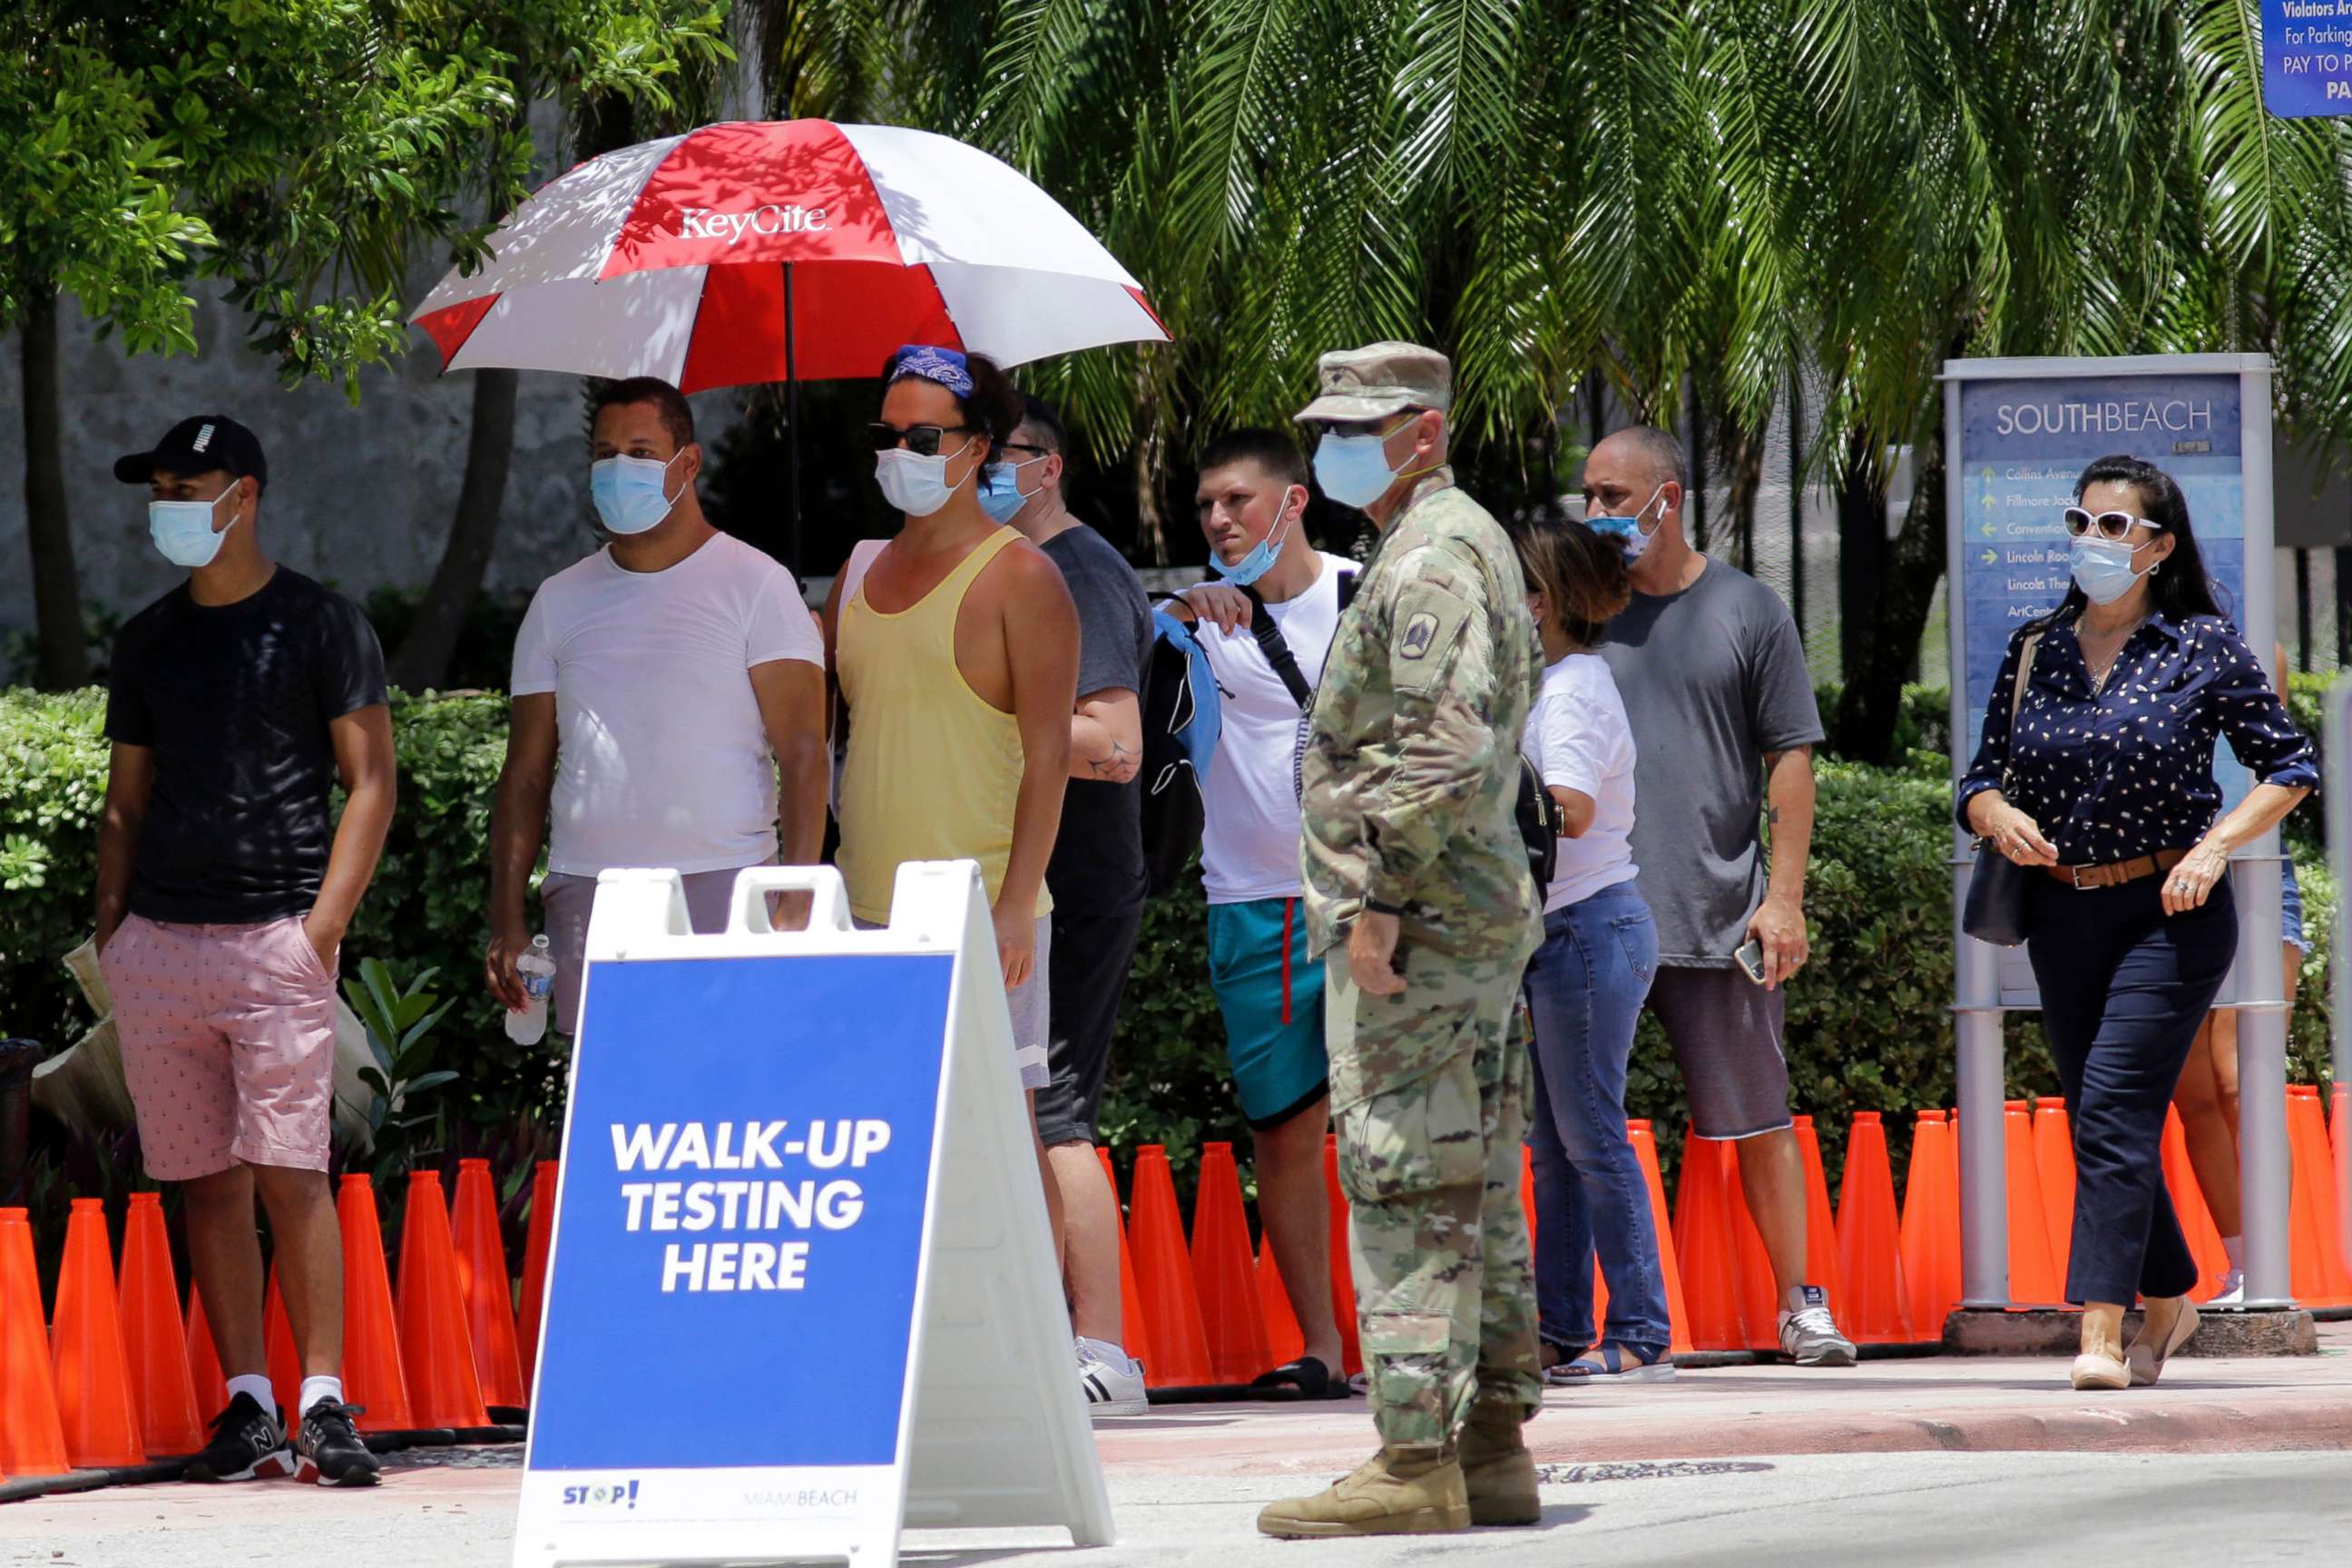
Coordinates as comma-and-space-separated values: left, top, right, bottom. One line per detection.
1040, 525, 1152, 915
105, 568, 388, 924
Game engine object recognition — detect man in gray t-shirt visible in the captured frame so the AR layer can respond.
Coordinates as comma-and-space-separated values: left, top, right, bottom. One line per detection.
1587, 426, 1855, 1368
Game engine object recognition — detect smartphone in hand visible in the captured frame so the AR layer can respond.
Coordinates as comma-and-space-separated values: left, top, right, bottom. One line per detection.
1734, 938, 1768, 986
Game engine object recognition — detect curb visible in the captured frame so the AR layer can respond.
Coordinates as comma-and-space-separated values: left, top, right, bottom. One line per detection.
0, 1425, 526, 1505
1522, 1396, 2352, 1462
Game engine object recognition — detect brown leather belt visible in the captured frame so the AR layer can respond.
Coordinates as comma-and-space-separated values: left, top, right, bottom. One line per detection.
2043, 848, 2188, 890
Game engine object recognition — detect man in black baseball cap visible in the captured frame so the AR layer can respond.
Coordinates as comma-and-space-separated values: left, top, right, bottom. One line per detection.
96, 413, 395, 1485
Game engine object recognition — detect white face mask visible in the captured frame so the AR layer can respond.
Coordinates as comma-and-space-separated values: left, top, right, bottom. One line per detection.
149, 485, 237, 569
874, 436, 976, 518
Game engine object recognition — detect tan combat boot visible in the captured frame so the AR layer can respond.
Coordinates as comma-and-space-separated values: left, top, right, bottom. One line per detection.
1255, 1445, 1471, 1538
1455, 1396, 1540, 1526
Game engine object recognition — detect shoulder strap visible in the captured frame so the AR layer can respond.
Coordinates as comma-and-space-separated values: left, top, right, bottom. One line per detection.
1238, 583, 1315, 710
2010, 632, 2042, 726
1337, 567, 1359, 612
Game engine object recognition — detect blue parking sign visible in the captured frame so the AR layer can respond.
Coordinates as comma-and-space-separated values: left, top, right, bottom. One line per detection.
2264, 0, 2352, 117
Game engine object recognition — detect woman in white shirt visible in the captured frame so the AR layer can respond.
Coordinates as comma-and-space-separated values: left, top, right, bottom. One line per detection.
1513, 517, 1675, 1383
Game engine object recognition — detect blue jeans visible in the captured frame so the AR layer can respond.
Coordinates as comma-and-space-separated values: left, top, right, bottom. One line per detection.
1522, 879, 1672, 1355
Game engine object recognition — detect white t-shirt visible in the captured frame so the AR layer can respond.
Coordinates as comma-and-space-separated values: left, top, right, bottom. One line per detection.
1192, 552, 1356, 904
512, 531, 824, 877
1521, 652, 1640, 913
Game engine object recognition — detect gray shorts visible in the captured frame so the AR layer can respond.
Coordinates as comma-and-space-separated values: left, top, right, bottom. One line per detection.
541, 864, 769, 1035
854, 911, 1051, 1091
1644, 963, 1792, 1140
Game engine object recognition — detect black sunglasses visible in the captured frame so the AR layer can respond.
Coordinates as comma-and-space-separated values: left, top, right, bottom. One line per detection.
868, 421, 977, 458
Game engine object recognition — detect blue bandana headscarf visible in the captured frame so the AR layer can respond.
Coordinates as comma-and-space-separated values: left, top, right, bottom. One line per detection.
887, 344, 974, 398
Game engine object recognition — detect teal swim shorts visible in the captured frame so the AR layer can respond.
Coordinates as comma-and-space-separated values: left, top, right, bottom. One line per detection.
1207, 897, 1330, 1128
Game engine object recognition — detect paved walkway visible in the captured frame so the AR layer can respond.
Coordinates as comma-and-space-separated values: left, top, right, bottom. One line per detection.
8, 1324, 2347, 1567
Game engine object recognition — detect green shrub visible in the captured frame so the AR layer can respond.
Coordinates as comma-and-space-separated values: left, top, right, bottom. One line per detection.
3, 682, 2337, 1204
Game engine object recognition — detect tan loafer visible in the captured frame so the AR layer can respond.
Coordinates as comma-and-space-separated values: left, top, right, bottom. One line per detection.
2070, 1351, 2130, 1390
2126, 1303, 2200, 1387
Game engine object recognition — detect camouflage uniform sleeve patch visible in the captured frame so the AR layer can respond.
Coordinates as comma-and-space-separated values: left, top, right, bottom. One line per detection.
1389, 580, 1468, 692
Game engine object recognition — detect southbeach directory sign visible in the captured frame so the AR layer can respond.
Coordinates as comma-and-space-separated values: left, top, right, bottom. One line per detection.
2264, 0, 2352, 117
1955, 368, 2253, 816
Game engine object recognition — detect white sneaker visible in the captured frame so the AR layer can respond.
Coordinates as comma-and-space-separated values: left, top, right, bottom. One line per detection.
2205, 1269, 2245, 1306
1075, 1337, 1148, 1416
1777, 1285, 1857, 1367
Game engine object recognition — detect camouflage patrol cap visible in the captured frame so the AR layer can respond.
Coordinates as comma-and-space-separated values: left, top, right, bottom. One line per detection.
1293, 341, 1453, 425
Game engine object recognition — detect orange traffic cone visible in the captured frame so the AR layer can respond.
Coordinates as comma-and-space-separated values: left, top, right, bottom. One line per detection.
2032, 1099, 2076, 1287
1096, 1149, 1155, 1375
1673, 1133, 1751, 1351
2336, 1086, 2351, 1274
1256, 1239, 1307, 1367
0, 1208, 72, 1478
50, 1198, 145, 1466
2002, 1102, 2062, 1304
1323, 1133, 1363, 1377
1126, 1147, 1213, 1387
1899, 1111, 1961, 1342
2159, 1106, 2230, 1298
1191, 1143, 1272, 1384
337, 1175, 413, 1433
1833, 1112, 1912, 1344
1626, 1122, 1695, 1357
263, 1269, 302, 1427
1792, 1116, 1848, 1330
397, 1170, 490, 1428
1722, 1140, 1783, 1350
451, 1159, 528, 1411
515, 1161, 558, 1390
2288, 1086, 2352, 1307
117, 1192, 203, 1455
184, 1286, 228, 1417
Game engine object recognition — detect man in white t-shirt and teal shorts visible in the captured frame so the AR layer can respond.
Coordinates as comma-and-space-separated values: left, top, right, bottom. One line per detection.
484, 378, 830, 1032
1167, 429, 1358, 1398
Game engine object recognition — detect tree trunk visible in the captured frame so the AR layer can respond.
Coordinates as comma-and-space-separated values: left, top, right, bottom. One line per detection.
388, 368, 518, 691
1129, 368, 1168, 566
22, 290, 90, 690
1830, 426, 1946, 764
1718, 411, 1764, 572
1835, 429, 1888, 687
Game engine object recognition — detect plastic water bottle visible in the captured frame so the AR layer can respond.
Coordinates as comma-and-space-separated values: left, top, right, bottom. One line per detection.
506, 935, 557, 1045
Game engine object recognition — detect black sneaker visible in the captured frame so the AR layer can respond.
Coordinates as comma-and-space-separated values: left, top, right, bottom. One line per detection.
292, 1397, 381, 1486
185, 1392, 293, 1483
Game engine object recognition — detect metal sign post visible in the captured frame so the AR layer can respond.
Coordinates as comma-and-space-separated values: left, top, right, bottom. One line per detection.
2329, 678, 2352, 1269
1944, 354, 2288, 1316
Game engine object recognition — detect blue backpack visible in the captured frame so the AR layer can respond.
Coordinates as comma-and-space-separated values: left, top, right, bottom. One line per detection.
1139, 604, 1221, 895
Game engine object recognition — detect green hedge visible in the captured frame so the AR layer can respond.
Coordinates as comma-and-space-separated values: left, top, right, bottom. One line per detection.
4, 681, 2338, 1194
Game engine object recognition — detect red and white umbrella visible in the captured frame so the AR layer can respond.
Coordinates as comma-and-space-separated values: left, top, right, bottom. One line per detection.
409, 119, 1169, 390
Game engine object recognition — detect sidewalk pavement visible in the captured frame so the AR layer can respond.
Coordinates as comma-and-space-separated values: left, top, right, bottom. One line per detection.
1102, 1318, 2352, 1478
7, 1322, 2347, 1568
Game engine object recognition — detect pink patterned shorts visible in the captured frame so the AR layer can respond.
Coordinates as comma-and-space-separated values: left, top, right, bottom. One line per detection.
100, 914, 338, 1181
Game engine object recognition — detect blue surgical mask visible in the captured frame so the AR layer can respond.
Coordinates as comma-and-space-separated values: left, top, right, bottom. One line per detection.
1587, 485, 1664, 565
978, 456, 1044, 524
1210, 495, 1298, 586
590, 450, 684, 535
1313, 430, 1402, 509
2070, 534, 2154, 605
148, 486, 236, 569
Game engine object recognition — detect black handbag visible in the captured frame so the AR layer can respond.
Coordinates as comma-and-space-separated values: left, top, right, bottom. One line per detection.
1961, 631, 2043, 946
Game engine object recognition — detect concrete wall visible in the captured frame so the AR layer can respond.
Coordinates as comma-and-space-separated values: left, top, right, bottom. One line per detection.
0, 278, 605, 652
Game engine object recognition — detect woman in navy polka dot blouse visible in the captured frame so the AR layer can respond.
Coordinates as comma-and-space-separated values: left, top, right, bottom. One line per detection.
1958, 454, 2315, 1394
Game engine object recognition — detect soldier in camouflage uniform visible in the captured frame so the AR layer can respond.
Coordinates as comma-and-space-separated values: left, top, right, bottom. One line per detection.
1257, 343, 1546, 1540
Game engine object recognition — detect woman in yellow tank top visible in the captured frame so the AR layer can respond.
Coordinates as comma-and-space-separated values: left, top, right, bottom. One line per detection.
824, 345, 1079, 1019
